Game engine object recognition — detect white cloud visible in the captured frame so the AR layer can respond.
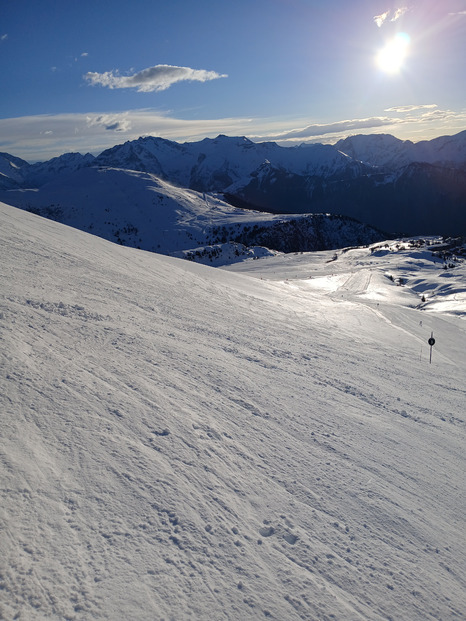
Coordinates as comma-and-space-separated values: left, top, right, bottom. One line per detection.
419, 108, 456, 122
253, 117, 401, 142
391, 7, 408, 22
385, 104, 438, 113
1, 34, 8, 41
374, 7, 408, 27
374, 11, 390, 27
84, 64, 228, 93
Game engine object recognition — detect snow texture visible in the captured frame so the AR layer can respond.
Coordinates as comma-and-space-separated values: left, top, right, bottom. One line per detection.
1, 202, 465, 620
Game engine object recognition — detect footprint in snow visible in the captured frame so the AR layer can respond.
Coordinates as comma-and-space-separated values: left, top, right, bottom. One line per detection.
259, 526, 275, 538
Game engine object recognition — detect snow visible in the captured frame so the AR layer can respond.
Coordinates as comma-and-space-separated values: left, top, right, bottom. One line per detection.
1, 202, 465, 620
0, 166, 382, 260
0, 167, 286, 254
335, 131, 466, 170
224, 239, 466, 319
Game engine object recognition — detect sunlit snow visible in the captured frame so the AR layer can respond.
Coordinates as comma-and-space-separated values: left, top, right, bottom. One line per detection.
1, 202, 465, 620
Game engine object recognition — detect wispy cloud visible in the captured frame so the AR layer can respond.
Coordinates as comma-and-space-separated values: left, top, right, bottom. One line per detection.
418, 108, 456, 122
374, 7, 408, 27
391, 7, 408, 21
84, 64, 228, 93
1, 34, 8, 41
0, 109, 251, 161
253, 117, 401, 142
385, 104, 437, 113
374, 11, 390, 27
86, 113, 132, 132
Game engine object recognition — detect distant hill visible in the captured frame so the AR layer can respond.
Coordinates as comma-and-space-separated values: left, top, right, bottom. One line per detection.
0, 166, 383, 265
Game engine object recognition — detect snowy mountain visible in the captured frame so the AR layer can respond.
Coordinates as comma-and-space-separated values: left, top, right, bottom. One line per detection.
2, 130, 465, 236
2, 201, 465, 620
0, 151, 95, 190
0, 152, 29, 189
335, 130, 466, 170
25, 152, 95, 186
93, 134, 369, 192
0, 166, 383, 262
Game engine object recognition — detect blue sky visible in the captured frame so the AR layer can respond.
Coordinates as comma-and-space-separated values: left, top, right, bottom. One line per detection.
1, 0, 465, 161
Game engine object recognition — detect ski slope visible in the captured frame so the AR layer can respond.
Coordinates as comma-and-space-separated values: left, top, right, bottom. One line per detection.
1, 202, 465, 620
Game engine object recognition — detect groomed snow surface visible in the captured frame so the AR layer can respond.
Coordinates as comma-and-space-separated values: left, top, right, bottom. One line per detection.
1, 202, 465, 620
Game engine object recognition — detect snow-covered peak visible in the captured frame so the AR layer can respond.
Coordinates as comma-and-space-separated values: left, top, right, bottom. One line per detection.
335, 134, 414, 169
198, 134, 254, 146
93, 134, 369, 193
336, 131, 466, 169
412, 130, 466, 167
25, 152, 95, 186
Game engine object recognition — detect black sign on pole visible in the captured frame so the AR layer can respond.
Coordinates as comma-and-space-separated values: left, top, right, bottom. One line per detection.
428, 332, 435, 364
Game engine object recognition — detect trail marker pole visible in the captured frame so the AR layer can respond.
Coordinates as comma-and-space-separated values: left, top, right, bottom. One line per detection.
428, 332, 435, 364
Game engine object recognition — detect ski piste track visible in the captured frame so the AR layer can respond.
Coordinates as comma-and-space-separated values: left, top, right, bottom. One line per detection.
1, 203, 466, 620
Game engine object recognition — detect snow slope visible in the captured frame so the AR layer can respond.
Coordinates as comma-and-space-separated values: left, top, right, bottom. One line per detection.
0, 166, 383, 259
224, 238, 466, 319
1, 202, 465, 620
0, 153, 29, 190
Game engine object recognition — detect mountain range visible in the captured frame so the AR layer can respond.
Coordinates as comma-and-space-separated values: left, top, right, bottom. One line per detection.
1, 131, 465, 255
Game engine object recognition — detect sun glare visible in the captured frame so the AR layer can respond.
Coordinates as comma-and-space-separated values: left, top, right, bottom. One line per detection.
376, 32, 410, 74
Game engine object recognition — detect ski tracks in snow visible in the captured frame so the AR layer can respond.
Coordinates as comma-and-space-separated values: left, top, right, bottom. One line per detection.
2, 204, 466, 620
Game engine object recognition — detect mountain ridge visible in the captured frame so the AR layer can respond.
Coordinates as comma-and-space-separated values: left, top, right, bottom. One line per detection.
1, 130, 465, 238
3, 130, 465, 189
335, 130, 466, 170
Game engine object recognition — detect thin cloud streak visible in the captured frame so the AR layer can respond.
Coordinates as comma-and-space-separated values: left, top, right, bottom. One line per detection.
253, 117, 402, 142
385, 104, 438, 113
0, 110, 253, 161
84, 64, 228, 93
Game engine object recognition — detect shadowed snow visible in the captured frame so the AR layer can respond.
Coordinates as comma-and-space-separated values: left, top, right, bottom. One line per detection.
1, 203, 465, 620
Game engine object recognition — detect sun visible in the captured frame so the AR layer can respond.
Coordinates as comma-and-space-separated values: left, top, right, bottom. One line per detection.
376, 32, 410, 73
